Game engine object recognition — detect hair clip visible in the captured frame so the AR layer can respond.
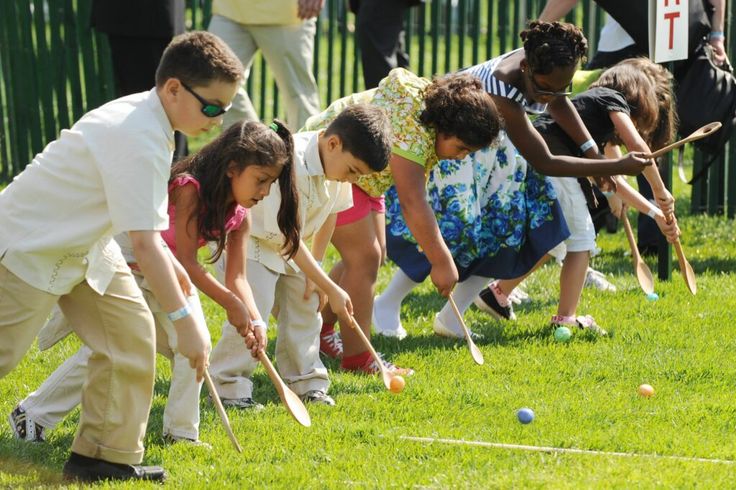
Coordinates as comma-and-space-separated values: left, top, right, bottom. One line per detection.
269, 122, 279, 132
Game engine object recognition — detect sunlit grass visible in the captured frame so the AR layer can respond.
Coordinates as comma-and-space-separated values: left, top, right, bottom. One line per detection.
1, 163, 735, 488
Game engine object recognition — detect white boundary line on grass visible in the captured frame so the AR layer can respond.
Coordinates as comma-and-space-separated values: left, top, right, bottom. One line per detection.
400, 436, 735, 465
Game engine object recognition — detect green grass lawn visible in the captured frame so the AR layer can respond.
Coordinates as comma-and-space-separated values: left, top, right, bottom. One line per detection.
1, 173, 736, 488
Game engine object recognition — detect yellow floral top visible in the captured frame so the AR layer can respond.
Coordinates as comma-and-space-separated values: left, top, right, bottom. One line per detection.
302, 68, 438, 197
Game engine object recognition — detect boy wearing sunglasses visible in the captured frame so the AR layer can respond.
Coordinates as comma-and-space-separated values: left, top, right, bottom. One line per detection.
0, 32, 242, 482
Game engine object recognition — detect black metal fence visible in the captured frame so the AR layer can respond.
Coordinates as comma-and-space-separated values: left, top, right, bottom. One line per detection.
0, 0, 734, 216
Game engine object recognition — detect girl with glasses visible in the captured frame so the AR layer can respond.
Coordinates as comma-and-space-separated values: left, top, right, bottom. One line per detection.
481, 58, 680, 336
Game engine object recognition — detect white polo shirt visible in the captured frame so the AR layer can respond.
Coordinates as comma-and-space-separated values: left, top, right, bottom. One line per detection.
0, 89, 174, 295
248, 131, 353, 274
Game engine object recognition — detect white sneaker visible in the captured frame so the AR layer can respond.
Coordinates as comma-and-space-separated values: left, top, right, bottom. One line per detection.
433, 313, 483, 340
584, 267, 617, 292
508, 286, 531, 305
163, 433, 212, 449
551, 314, 608, 337
372, 296, 408, 340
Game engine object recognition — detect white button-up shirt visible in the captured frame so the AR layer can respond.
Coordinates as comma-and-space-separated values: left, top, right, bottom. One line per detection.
0, 89, 174, 295
247, 131, 353, 274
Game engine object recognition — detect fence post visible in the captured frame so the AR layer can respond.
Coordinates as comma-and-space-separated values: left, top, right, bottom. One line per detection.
417, 3, 427, 77
471, 0, 480, 66
431, 0, 440, 75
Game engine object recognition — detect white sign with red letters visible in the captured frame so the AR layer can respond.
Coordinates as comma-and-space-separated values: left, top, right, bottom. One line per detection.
649, 0, 689, 62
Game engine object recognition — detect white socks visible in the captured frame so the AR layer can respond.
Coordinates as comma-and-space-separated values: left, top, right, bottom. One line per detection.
437, 275, 490, 334
373, 269, 419, 332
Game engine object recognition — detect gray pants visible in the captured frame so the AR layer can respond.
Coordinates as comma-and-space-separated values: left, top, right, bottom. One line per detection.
208, 15, 321, 130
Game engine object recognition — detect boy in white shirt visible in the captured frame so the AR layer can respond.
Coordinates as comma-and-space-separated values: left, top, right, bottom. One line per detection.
0, 32, 242, 482
210, 105, 393, 407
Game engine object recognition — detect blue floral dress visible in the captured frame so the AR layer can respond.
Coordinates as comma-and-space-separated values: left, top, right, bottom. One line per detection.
385, 52, 570, 282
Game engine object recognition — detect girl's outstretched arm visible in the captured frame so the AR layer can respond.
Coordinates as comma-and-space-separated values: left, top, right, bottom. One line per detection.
172, 183, 253, 336
497, 96, 650, 177
225, 216, 267, 356
609, 175, 680, 242
292, 239, 353, 327
391, 153, 457, 297
609, 111, 675, 216
547, 96, 601, 159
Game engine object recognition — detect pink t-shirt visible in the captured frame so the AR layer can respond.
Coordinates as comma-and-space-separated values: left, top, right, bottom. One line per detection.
161, 175, 247, 255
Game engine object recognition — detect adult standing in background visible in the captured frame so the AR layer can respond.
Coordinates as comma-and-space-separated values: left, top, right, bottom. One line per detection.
90, 0, 188, 160
350, 0, 424, 89
208, 0, 324, 130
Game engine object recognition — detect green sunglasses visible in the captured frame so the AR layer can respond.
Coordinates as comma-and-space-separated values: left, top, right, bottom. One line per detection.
181, 82, 231, 117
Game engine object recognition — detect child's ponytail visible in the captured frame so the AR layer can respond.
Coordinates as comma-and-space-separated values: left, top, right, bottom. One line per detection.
270, 120, 301, 259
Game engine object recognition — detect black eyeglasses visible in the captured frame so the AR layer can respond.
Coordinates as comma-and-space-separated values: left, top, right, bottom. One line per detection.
528, 73, 573, 97
181, 82, 231, 117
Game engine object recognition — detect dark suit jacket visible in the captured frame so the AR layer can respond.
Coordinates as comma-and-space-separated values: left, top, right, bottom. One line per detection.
90, 0, 185, 38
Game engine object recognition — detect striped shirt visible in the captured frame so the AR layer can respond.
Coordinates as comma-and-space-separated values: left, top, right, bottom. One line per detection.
464, 49, 548, 115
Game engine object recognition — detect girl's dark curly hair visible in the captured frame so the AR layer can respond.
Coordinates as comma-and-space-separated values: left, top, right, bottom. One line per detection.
170, 120, 300, 263
521, 21, 588, 75
419, 72, 501, 149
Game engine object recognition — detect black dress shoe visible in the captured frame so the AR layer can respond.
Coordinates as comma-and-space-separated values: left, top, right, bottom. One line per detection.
63, 452, 166, 482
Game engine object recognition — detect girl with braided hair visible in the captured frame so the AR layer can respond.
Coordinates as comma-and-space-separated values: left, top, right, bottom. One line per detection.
374, 22, 653, 340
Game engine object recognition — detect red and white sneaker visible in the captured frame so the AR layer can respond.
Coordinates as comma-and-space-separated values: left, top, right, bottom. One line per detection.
345, 351, 414, 377
319, 325, 343, 359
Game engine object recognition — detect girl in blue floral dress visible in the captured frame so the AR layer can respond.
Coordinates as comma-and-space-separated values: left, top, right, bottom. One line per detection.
374, 22, 651, 339
302, 69, 500, 373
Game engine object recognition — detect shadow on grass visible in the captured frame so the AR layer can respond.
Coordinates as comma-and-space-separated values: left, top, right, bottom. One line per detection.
385, 289, 604, 349
688, 256, 736, 273
0, 437, 69, 485
0, 456, 65, 485
597, 245, 736, 275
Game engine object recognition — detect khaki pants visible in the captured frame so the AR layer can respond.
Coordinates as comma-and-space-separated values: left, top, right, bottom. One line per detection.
209, 259, 329, 398
20, 277, 206, 441
0, 263, 155, 464
208, 14, 321, 130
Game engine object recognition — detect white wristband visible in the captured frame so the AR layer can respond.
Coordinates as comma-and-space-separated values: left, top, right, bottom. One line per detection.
167, 304, 192, 322
251, 319, 268, 330
646, 208, 658, 219
579, 139, 596, 154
